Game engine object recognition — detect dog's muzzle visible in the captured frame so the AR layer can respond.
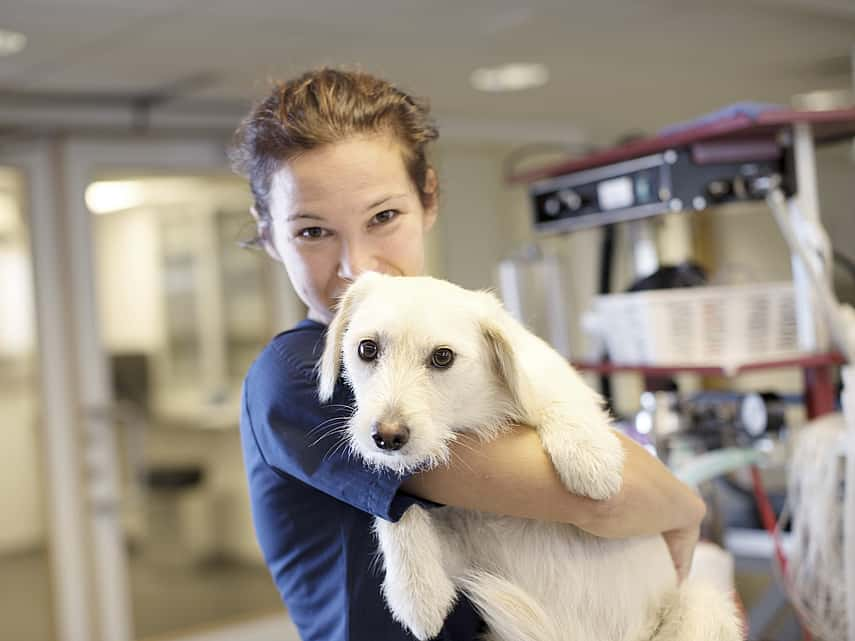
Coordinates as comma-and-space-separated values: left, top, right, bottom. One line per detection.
371, 421, 410, 451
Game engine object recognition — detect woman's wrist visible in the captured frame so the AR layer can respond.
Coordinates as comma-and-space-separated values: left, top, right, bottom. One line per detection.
580, 432, 706, 539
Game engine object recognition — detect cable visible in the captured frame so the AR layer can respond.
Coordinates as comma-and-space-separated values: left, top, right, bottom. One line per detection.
751, 465, 813, 640
766, 187, 854, 362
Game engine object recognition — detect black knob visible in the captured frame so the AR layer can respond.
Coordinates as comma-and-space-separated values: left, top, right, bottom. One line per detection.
559, 189, 583, 211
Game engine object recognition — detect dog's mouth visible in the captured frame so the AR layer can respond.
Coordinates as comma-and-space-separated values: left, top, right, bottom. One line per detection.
350, 428, 449, 474
358, 445, 427, 474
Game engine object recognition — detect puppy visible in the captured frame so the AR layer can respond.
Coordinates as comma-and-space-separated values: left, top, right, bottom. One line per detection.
319, 272, 741, 641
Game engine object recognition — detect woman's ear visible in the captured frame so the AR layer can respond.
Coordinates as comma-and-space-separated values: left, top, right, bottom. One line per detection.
422, 167, 439, 232
250, 206, 282, 261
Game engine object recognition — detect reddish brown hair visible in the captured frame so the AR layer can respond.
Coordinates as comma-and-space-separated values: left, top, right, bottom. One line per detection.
230, 68, 439, 248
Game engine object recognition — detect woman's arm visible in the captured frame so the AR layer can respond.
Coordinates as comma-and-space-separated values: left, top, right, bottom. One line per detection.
401, 427, 705, 578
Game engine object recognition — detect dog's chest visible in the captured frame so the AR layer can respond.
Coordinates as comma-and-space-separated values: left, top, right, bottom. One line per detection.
431, 506, 605, 579
425, 507, 675, 637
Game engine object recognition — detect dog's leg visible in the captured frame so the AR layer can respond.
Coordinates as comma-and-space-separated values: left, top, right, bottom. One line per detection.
647, 581, 744, 641
488, 312, 625, 501
374, 506, 458, 640
534, 399, 625, 501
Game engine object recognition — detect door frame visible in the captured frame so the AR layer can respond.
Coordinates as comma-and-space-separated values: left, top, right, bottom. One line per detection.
63, 135, 244, 641
0, 137, 94, 641
2, 133, 301, 641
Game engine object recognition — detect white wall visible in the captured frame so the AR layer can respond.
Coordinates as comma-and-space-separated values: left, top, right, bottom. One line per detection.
0, 177, 45, 554
432, 144, 508, 288
94, 206, 165, 353
0, 395, 45, 553
817, 143, 855, 303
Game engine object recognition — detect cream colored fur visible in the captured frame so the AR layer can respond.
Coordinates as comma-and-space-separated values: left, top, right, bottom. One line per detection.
318, 272, 742, 641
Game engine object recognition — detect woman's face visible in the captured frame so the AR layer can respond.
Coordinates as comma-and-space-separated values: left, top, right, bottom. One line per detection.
261, 133, 438, 324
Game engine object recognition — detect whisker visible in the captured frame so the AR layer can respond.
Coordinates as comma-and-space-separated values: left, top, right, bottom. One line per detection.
309, 425, 351, 448
449, 448, 476, 475
322, 436, 350, 463
323, 433, 363, 464
447, 433, 484, 457
322, 403, 356, 412
369, 552, 385, 576
307, 416, 351, 437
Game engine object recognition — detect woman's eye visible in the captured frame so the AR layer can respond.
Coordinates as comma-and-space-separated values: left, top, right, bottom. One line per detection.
297, 227, 327, 240
371, 210, 398, 225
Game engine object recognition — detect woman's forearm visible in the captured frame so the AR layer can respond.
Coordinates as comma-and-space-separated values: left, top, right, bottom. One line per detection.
583, 431, 706, 538
401, 427, 704, 538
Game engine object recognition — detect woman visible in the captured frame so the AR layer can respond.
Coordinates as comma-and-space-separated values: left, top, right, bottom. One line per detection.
231, 68, 705, 641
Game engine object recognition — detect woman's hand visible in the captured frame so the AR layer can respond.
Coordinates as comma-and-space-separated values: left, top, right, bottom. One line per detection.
663, 524, 701, 583
576, 432, 706, 542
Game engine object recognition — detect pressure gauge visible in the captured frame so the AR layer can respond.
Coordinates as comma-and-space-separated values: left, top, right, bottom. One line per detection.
740, 393, 768, 437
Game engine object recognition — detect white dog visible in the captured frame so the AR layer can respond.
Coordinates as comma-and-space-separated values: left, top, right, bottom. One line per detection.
318, 272, 741, 641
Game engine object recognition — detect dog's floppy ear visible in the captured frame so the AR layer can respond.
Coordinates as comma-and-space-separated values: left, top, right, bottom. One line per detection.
317, 272, 380, 402
477, 292, 528, 421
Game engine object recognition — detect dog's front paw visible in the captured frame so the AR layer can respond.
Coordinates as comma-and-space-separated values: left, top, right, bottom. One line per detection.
383, 571, 457, 640
542, 428, 625, 500
558, 463, 622, 501
375, 509, 458, 639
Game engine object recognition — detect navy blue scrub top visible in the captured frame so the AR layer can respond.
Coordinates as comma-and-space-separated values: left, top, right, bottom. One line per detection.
240, 319, 485, 641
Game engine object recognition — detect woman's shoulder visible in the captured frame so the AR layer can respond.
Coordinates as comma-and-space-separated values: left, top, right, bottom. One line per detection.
248, 318, 328, 385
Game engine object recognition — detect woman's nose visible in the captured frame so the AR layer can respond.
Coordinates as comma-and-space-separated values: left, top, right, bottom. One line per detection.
337, 242, 376, 281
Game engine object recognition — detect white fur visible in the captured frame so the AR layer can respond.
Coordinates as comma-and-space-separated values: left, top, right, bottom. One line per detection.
319, 272, 742, 641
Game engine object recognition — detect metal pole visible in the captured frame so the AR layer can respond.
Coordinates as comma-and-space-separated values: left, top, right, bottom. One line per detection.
844, 365, 855, 641
845, 42, 855, 641
789, 123, 831, 353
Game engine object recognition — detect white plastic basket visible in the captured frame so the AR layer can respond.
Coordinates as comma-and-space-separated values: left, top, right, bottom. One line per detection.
593, 282, 804, 368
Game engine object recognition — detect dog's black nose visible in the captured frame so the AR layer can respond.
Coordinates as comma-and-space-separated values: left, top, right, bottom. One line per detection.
371, 422, 410, 451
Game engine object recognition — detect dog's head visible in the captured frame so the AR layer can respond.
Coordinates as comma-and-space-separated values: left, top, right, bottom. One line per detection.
318, 272, 525, 473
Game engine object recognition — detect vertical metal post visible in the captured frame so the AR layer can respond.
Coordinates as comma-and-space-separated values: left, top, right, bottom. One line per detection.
844, 364, 855, 641
841, 364, 855, 641
788, 123, 830, 353
25, 139, 96, 641
64, 139, 133, 641
196, 206, 228, 399
848, 44, 855, 641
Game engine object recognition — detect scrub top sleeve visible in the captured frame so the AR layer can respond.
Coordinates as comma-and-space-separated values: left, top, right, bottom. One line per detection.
242, 342, 439, 522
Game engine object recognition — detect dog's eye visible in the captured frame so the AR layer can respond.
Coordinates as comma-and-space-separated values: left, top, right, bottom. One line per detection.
358, 339, 379, 362
430, 347, 454, 369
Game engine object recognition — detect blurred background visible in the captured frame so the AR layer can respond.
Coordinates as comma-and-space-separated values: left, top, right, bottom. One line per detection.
0, 1, 853, 641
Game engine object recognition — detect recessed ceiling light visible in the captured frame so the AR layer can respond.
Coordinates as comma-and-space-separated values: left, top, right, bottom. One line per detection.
85, 181, 145, 215
470, 63, 549, 93
0, 29, 27, 57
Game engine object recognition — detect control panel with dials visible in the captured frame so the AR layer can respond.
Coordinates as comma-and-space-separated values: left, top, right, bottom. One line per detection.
530, 145, 792, 234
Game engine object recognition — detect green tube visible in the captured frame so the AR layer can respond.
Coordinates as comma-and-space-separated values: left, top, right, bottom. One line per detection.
674, 448, 767, 488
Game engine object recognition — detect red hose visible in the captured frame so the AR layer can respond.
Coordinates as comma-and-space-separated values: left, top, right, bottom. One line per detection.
750, 465, 811, 641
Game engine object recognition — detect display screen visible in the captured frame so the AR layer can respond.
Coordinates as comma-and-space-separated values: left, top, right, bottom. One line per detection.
635, 173, 654, 203
597, 177, 634, 210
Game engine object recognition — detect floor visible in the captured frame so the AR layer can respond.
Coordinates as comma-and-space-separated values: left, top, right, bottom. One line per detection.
2, 546, 808, 641
1, 547, 283, 641
735, 556, 806, 641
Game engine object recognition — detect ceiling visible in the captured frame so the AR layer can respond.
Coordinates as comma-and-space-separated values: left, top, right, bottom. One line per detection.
1, 0, 853, 144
